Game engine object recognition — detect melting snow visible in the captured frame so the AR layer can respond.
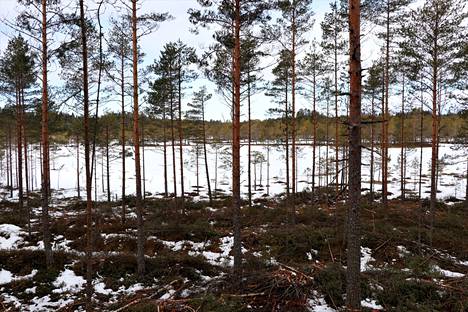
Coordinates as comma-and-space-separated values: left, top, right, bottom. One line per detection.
361, 298, 383, 310
0, 269, 13, 284
53, 269, 86, 293
308, 294, 336, 311
432, 265, 465, 278
361, 247, 375, 271
0, 224, 24, 249
0, 268, 37, 285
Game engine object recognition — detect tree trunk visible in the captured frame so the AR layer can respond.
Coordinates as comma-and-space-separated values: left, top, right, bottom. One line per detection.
400, 75, 405, 199
291, 7, 297, 224
254, 162, 257, 191
77, 136, 81, 198
41, 0, 53, 268
202, 103, 212, 204
16, 84, 24, 216
312, 66, 317, 198
163, 111, 168, 197
142, 119, 146, 199
369, 92, 375, 204
214, 146, 218, 195
120, 52, 126, 224
267, 143, 270, 196
346, 0, 362, 309
196, 145, 200, 195
232, 0, 242, 277
465, 159, 468, 207
380, 63, 386, 206
106, 125, 110, 202
429, 18, 439, 245
382, 0, 390, 210
79, 0, 93, 308
22, 86, 31, 237
334, 10, 340, 202
6, 129, 11, 194
418, 76, 424, 249
170, 90, 177, 198
178, 62, 185, 209
131, 0, 145, 277
285, 73, 290, 197
326, 98, 330, 207
247, 69, 252, 207
101, 148, 105, 193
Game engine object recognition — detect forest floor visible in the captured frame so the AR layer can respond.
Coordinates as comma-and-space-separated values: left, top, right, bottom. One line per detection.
0, 189, 467, 311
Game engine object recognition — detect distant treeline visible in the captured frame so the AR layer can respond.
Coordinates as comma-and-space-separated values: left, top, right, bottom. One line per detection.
0, 107, 466, 146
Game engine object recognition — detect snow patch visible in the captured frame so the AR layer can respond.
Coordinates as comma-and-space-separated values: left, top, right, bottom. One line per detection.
53, 269, 86, 293
361, 298, 383, 310
432, 265, 465, 278
308, 295, 336, 311
0, 224, 24, 249
0, 269, 13, 284
361, 247, 375, 271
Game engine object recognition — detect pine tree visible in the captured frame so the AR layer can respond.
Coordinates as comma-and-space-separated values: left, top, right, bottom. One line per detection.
187, 87, 213, 203
346, 0, 363, 308
273, 0, 314, 218
300, 41, 324, 199
148, 77, 171, 197
363, 61, 383, 204
174, 41, 197, 210
371, 0, 413, 209
266, 49, 292, 199
130, 0, 170, 277
107, 16, 132, 224
189, 0, 270, 277
0, 36, 36, 229
400, 0, 467, 243
321, 0, 347, 202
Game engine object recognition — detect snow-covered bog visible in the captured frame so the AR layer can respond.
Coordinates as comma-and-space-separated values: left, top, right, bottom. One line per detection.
2, 143, 465, 203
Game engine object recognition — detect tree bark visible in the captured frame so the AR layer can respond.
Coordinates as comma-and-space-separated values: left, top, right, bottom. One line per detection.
291, 4, 297, 224
142, 119, 146, 199
247, 69, 252, 207
382, 0, 390, 210
6, 129, 11, 194
22, 85, 31, 237
232, 0, 242, 277
418, 75, 424, 249
285, 71, 290, 197
131, 0, 145, 277
41, 0, 53, 268
334, 6, 340, 202
326, 98, 330, 207
465, 159, 468, 207
163, 109, 168, 197
177, 61, 185, 210
79, 0, 93, 309
400, 75, 406, 200
170, 86, 177, 199
369, 92, 375, 204
77, 136, 81, 198
429, 11, 439, 246
202, 102, 212, 204
106, 125, 110, 202
16, 84, 24, 216
312, 64, 317, 198
120, 50, 126, 224
346, 0, 362, 309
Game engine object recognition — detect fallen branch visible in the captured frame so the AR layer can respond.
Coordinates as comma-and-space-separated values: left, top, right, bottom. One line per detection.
221, 292, 266, 298
277, 262, 314, 281
113, 279, 180, 312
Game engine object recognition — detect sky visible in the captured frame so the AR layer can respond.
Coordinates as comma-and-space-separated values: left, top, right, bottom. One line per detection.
0, 0, 384, 121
